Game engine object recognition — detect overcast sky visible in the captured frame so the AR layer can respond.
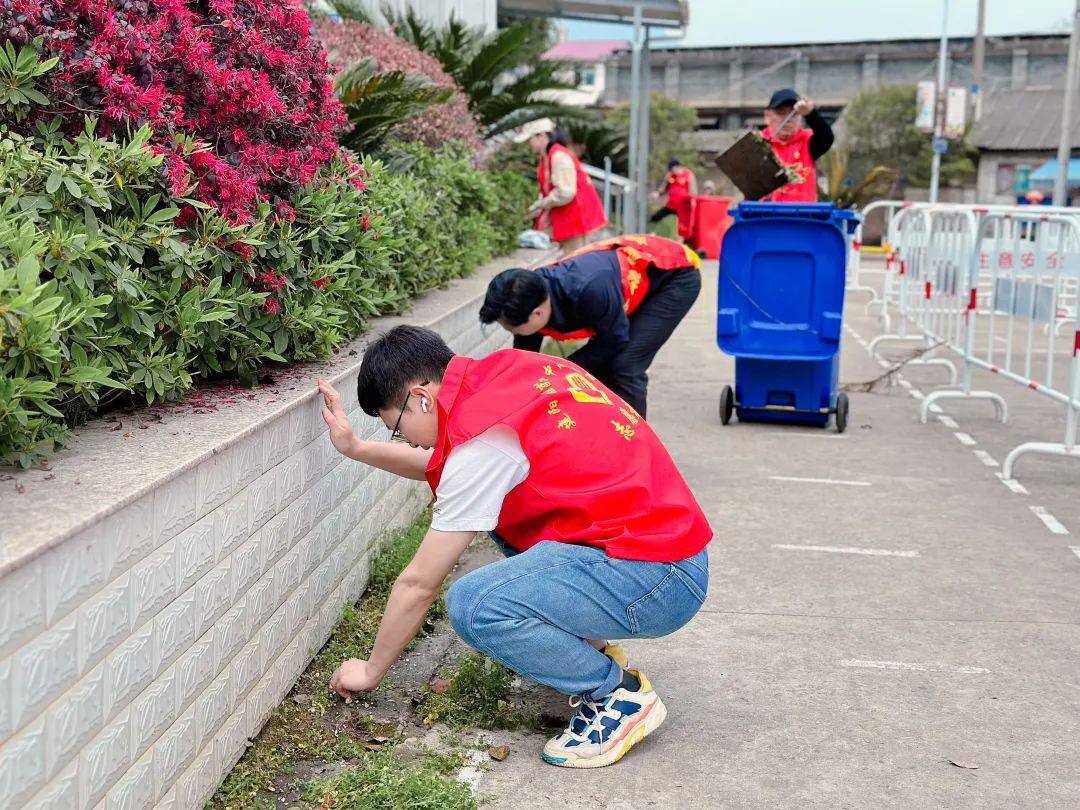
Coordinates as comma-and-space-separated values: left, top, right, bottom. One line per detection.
563, 0, 1077, 47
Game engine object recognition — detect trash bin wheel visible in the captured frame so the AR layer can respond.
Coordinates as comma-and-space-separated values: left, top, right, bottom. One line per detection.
720, 385, 734, 425
835, 392, 849, 433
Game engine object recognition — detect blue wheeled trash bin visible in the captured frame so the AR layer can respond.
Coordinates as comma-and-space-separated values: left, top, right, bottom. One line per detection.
716, 202, 861, 432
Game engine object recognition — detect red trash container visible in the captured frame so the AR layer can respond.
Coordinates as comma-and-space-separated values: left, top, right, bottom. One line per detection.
686, 195, 733, 259
676, 197, 695, 242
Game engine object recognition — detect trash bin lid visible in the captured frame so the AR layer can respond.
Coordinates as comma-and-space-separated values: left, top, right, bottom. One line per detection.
716, 209, 852, 360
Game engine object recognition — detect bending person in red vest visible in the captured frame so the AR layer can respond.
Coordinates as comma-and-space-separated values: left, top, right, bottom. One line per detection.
516, 118, 608, 254
318, 327, 711, 768
649, 158, 698, 224
761, 88, 834, 203
480, 234, 701, 419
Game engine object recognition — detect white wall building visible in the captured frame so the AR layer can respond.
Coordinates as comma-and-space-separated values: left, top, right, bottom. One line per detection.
309, 0, 497, 30
383, 0, 496, 29
541, 39, 629, 108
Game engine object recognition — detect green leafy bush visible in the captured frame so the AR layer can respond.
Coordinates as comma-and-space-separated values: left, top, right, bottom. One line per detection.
0, 116, 389, 466
365, 141, 535, 295
0, 75, 528, 468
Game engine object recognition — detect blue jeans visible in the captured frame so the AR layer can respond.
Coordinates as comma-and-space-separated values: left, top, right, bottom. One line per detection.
445, 537, 709, 701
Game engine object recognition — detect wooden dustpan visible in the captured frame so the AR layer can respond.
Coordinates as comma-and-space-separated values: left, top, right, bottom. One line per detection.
715, 108, 800, 201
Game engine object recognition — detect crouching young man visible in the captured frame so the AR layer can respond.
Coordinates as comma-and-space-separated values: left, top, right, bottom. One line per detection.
318, 325, 711, 768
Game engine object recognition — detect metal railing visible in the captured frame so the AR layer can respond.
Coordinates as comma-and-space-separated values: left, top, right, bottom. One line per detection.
583, 160, 636, 235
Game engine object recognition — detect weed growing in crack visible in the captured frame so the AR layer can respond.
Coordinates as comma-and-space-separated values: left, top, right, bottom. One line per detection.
208, 512, 447, 809
302, 749, 476, 810
416, 652, 538, 731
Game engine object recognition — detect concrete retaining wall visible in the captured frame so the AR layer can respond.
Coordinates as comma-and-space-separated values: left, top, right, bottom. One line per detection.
0, 248, 553, 809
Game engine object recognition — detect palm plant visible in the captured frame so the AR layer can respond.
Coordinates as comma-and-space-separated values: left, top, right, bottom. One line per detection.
819, 146, 899, 209
335, 57, 453, 154
561, 117, 629, 175
327, 1, 583, 138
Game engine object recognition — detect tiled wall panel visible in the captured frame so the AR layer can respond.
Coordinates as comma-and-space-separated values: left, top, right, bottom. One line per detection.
4, 297, 512, 809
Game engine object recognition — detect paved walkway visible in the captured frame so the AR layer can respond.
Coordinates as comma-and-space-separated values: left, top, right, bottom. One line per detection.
474, 260, 1080, 808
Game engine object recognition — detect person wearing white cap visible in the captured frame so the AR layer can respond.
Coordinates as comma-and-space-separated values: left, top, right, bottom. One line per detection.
514, 117, 608, 254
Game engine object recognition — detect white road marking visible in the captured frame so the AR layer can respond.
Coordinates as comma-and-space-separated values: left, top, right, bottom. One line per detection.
769, 476, 872, 487
898, 378, 912, 389
1031, 506, 1069, 535
1070, 547, 1080, 562
973, 450, 999, 467
954, 432, 977, 446
928, 404, 944, 414
995, 473, 1029, 495
773, 544, 919, 558
909, 389, 926, 400
766, 432, 848, 440
938, 415, 960, 429
877, 358, 891, 369
841, 659, 991, 675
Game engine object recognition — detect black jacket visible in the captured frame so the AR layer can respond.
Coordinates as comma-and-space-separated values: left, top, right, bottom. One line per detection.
805, 109, 835, 162
512, 249, 631, 374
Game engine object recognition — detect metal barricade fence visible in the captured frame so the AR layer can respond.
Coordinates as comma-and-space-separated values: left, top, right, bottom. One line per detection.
861, 201, 941, 333
921, 207, 980, 354
918, 211, 1080, 479
969, 210, 1080, 337
848, 199, 908, 307
867, 205, 962, 383
866, 202, 1080, 332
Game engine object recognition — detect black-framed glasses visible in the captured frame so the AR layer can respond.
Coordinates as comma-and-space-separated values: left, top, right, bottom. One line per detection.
389, 380, 429, 443
389, 394, 411, 442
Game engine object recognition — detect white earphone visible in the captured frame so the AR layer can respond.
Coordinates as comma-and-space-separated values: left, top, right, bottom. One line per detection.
420, 398, 429, 413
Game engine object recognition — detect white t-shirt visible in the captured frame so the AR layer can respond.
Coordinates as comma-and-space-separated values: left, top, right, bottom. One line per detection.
429, 425, 530, 532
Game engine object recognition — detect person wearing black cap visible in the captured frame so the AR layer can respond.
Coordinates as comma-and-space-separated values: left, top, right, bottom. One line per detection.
649, 158, 698, 224
762, 88, 834, 202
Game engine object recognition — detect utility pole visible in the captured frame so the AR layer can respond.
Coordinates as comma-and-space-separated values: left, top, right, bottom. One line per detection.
1053, 0, 1080, 207
972, 0, 986, 121
929, 0, 950, 204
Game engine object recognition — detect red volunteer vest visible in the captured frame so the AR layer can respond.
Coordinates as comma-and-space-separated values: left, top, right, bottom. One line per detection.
426, 350, 713, 562
539, 234, 701, 341
536, 143, 608, 242
763, 127, 818, 202
664, 167, 693, 209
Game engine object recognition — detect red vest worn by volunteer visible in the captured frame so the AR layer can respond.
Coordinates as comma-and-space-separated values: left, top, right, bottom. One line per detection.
426, 350, 713, 562
664, 166, 693, 209
763, 126, 818, 202
536, 143, 608, 242
539, 233, 701, 342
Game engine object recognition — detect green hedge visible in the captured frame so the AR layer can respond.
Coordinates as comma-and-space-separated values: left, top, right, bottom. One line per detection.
0, 122, 533, 467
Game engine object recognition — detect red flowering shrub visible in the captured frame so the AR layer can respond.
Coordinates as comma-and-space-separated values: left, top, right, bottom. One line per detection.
1, 0, 346, 222
309, 17, 481, 150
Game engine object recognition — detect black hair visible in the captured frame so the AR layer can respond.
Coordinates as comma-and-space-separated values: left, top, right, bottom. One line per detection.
479, 269, 548, 327
546, 127, 569, 152
668, 158, 681, 169
356, 325, 454, 416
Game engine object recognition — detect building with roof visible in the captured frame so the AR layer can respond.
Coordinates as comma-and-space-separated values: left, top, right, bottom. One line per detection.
597, 33, 1071, 129
542, 39, 630, 107
970, 89, 1080, 205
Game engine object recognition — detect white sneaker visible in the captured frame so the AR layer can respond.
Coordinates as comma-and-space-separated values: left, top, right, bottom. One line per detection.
541, 669, 667, 769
